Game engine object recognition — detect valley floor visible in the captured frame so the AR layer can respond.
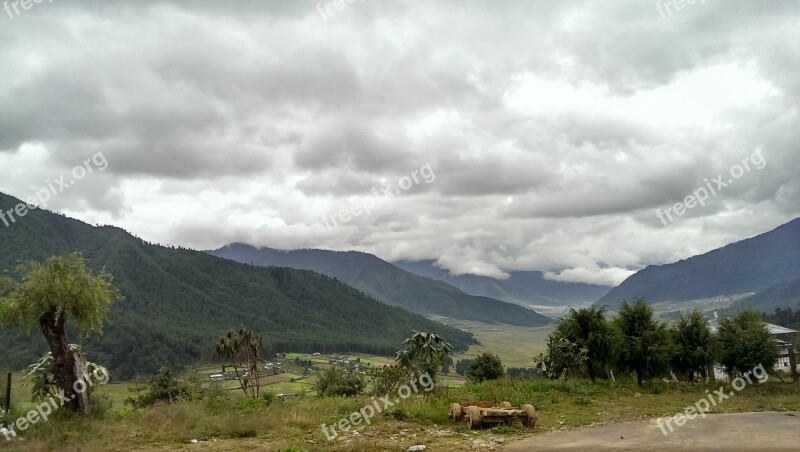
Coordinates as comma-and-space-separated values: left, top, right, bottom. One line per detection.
430, 318, 555, 369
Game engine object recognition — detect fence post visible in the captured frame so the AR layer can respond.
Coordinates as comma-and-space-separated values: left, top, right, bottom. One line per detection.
2, 372, 10, 413
789, 347, 798, 383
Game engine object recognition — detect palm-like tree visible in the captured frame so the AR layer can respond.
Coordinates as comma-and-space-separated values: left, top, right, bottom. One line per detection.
395, 331, 453, 381
215, 326, 263, 398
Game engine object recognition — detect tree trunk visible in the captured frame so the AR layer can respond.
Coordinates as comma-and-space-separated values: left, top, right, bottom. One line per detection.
587, 360, 595, 382
39, 311, 81, 412
73, 350, 90, 414
706, 363, 716, 384
636, 370, 643, 386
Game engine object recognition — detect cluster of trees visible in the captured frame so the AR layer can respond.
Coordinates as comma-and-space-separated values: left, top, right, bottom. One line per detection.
125, 367, 207, 408
536, 299, 779, 386
450, 353, 522, 383
294, 357, 313, 368
452, 353, 541, 383
454, 359, 472, 376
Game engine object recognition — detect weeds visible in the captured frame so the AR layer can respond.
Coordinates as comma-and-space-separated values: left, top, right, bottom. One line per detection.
2, 376, 800, 451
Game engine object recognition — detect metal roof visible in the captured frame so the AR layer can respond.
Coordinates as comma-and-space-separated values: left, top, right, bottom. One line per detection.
766, 323, 798, 335
707, 321, 797, 335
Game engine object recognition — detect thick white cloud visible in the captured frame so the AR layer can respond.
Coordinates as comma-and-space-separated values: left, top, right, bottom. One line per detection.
1, 0, 799, 287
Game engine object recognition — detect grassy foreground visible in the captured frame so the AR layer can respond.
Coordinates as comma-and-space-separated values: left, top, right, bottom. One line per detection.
4, 375, 800, 451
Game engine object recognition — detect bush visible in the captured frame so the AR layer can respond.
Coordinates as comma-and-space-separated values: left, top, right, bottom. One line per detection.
261, 390, 276, 405
116, 407, 134, 419
317, 367, 365, 398
369, 364, 411, 396
127, 367, 205, 408
89, 393, 113, 418
467, 352, 506, 383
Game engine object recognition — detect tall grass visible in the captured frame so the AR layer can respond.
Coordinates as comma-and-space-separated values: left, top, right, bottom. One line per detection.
4, 376, 800, 451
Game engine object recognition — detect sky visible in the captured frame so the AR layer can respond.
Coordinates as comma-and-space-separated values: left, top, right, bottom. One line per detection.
1, 0, 798, 287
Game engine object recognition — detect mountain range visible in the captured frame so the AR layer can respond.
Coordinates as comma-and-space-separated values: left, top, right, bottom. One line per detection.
394, 260, 611, 307
208, 244, 553, 327
0, 192, 474, 379
596, 218, 800, 312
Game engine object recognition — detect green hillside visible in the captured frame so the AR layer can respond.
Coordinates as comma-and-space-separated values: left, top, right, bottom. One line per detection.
729, 275, 800, 313
596, 218, 800, 308
0, 193, 475, 379
209, 244, 553, 327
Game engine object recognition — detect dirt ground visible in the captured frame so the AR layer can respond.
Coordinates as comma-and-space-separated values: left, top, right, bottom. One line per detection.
504, 411, 800, 451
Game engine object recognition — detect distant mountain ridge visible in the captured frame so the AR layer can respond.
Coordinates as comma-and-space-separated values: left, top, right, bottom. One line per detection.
730, 275, 800, 313
596, 218, 800, 309
0, 192, 475, 379
208, 244, 553, 327
394, 260, 610, 307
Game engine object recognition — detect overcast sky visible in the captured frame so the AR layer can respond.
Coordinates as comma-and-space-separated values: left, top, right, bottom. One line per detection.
1, 0, 798, 286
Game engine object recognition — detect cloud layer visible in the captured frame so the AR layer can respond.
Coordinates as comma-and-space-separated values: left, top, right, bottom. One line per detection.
1, 0, 799, 286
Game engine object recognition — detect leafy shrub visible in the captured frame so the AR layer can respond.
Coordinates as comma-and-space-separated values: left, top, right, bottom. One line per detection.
316, 367, 365, 398
467, 352, 505, 383
126, 367, 204, 408
90, 393, 113, 418
116, 407, 134, 419
261, 390, 276, 405
369, 364, 411, 395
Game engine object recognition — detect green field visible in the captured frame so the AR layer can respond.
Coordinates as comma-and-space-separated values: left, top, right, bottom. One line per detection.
442, 319, 555, 369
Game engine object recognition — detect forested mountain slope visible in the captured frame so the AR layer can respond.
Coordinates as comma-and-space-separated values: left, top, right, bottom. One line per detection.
209, 244, 553, 327
0, 192, 475, 379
